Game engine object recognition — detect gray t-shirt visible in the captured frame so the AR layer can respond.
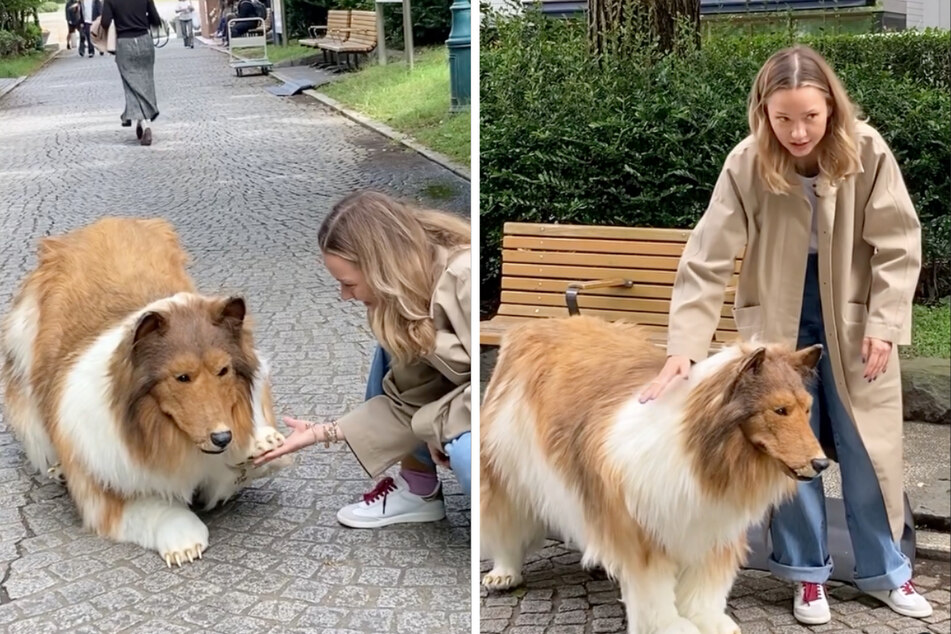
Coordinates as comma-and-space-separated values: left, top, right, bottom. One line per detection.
799, 174, 819, 254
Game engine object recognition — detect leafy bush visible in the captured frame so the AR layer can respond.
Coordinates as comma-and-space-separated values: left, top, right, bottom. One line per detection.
0, 28, 26, 56
480, 13, 950, 314
902, 297, 951, 359
37, 1, 58, 12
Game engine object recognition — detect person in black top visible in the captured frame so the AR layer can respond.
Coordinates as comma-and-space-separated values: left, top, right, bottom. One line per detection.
65, 0, 83, 50
100, 0, 163, 146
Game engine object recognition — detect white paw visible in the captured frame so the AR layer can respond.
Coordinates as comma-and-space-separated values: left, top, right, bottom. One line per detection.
657, 618, 703, 634
482, 567, 523, 590
46, 464, 65, 485
694, 613, 740, 634
155, 510, 209, 567
250, 427, 284, 459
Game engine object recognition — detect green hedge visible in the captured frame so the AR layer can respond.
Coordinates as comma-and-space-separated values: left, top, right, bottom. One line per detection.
480, 16, 950, 315
284, 0, 451, 47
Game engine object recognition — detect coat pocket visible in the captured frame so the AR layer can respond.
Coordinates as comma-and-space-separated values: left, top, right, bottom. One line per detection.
843, 302, 868, 325
732, 304, 763, 343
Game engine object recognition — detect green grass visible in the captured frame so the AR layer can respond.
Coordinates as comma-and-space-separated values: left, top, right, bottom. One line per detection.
0, 51, 49, 79
321, 46, 470, 165
902, 298, 951, 359
264, 43, 317, 64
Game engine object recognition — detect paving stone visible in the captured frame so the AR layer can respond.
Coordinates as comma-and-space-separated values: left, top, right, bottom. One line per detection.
478, 545, 951, 632
0, 30, 469, 634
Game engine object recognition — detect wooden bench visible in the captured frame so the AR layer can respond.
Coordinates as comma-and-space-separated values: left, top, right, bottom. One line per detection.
299, 9, 349, 48
316, 9, 378, 70
480, 222, 742, 352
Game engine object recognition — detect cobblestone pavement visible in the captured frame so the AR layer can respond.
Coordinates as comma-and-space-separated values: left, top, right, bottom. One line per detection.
0, 42, 471, 633
480, 543, 951, 633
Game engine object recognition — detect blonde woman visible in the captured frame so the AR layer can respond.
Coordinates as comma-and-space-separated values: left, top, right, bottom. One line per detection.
255, 191, 471, 528
641, 46, 931, 624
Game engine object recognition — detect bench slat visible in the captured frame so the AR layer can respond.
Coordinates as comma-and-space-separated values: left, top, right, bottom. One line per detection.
497, 304, 737, 331
503, 235, 688, 256
501, 277, 678, 299
503, 222, 692, 242
502, 263, 676, 284
480, 314, 737, 349
503, 249, 743, 273
500, 291, 735, 318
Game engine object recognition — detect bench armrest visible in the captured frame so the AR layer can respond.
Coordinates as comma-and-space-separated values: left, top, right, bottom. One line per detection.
308, 25, 328, 37
564, 278, 634, 316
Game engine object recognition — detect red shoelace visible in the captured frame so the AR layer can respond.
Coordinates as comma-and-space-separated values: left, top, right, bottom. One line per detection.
802, 582, 824, 605
900, 580, 917, 596
363, 477, 396, 505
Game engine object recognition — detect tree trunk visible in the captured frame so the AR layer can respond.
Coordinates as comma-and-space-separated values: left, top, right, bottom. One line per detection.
588, 0, 700, 58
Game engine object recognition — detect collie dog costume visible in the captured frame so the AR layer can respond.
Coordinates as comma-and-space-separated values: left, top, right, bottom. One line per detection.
481, 316, 829, 634
1, 218, 290, 566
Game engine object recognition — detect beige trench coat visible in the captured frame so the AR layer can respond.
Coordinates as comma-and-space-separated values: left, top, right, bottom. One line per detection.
338, 247, 472, 478
667, 121, 921, 540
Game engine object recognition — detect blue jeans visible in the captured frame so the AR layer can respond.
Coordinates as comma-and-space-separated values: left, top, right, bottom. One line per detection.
365, 346, 471, 495
768, 254, 911, 591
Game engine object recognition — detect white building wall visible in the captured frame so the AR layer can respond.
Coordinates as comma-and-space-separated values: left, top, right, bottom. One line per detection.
906, 0, 950, 29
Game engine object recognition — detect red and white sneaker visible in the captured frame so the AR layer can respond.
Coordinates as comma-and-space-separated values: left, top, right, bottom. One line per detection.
793, 582, 831, 625
336, 474, 445, 528
867, 580, 933, 618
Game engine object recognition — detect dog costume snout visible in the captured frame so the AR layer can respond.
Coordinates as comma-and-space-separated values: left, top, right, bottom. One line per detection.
210, 431, 232, 448
811, 458, 830, 474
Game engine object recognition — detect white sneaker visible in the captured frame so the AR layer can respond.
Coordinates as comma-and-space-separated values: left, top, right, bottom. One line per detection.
793, 582, 831, 625
867, 581, 933, 618
336, 474, 446, 528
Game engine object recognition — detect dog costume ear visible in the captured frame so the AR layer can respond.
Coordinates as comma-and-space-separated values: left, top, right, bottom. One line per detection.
791, 344, 823, 378
214, 296, 246, 339
133, 311, 166, 345
217, 296, 246, 323
725, 347, 767, 402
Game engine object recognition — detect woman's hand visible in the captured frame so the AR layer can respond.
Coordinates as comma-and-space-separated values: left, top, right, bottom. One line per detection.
862, 336, 892, 382
253, 416, 319, 466
638, 355, 692, 403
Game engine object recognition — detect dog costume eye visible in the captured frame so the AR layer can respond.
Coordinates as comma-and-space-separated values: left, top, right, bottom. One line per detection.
774, 407, 788, 416
176, 374, 191, 383
218, 367, 229, 377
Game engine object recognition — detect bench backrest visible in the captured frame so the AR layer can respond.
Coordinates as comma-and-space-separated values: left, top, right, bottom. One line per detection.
496, 222, 742, 345
327, 9, 350, 38
346, 10, 377, 48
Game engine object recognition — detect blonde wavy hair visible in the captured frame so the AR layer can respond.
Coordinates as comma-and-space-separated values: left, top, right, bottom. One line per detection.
318, 190, 470, 366
748, 45, 862, 194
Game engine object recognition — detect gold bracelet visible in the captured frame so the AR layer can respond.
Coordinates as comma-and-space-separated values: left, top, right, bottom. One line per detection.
326, 422, 339, 444
307, 423, 324, 448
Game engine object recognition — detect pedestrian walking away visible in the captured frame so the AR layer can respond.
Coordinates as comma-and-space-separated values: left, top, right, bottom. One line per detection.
100, 0, 162, 145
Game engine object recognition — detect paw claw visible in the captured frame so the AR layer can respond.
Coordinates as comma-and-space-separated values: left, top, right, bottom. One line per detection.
46, 464, 66, 484
248, 428, 286, 460
161, 543, 205, 568
482, 570, 522, 590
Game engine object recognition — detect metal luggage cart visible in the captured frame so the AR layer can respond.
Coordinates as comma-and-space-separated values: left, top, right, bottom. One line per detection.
227, 17, 272, 77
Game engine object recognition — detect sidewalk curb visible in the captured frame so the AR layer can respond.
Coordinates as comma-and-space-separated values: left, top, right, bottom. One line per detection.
301, 89, 471, 182
0, 47, 60, 103
0, 76, 27, 102
917, 529, 951, 562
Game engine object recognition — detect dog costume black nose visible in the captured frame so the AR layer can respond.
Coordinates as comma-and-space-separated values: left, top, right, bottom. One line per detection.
210, 431, 232, 448
811, 458, 830, 473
